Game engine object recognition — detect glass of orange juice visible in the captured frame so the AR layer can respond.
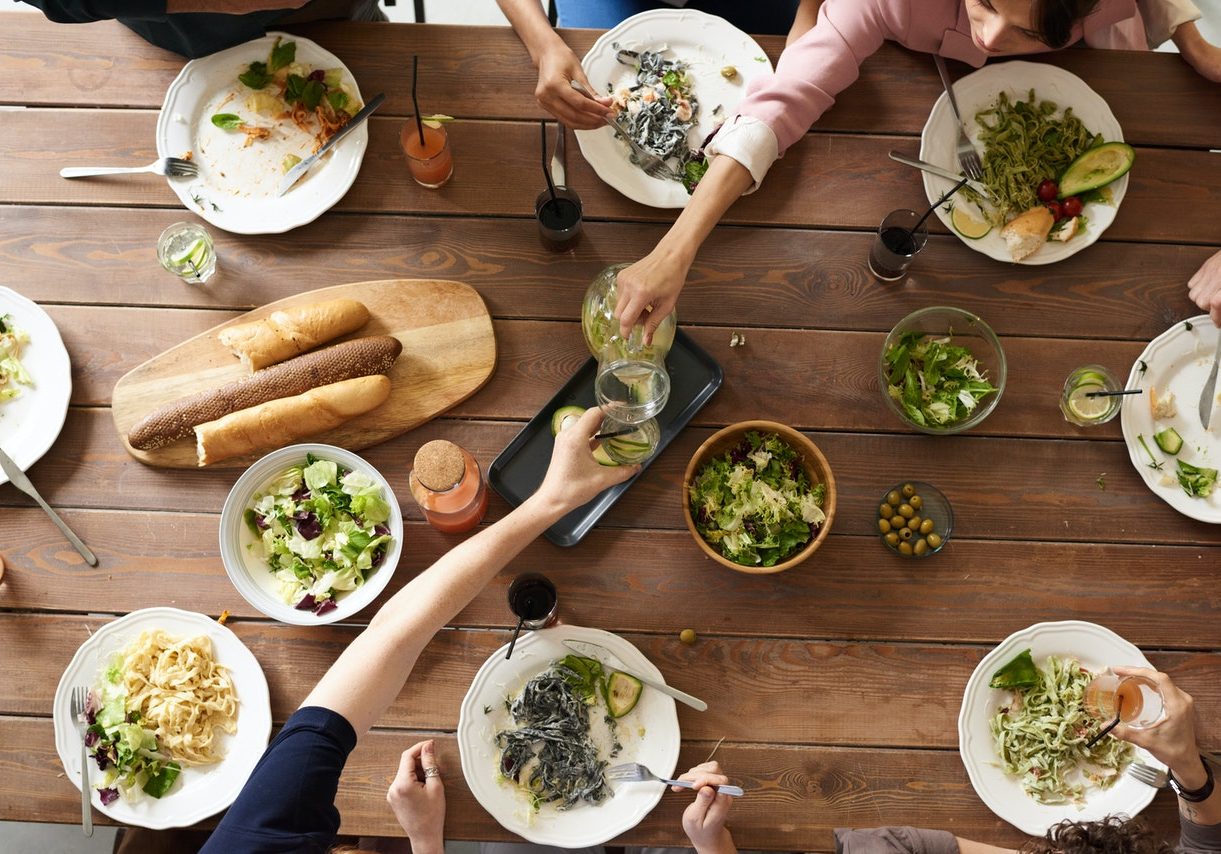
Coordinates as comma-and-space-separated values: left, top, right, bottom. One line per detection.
401, 120, 453, 188
1084, 670, 1165, 728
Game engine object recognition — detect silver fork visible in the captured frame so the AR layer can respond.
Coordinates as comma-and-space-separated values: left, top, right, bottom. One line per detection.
1127, 761, 1169, 789
934, 55, 983, 181
569, 80, 682, 182
60, 157, 198, 179
70, 686, 94, 836
604, 762, 745, 797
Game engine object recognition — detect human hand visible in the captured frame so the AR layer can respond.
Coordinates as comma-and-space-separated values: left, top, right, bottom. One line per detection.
1111, 667, 1201, 778
676, 761, 737, 854
613, 248, 691, 341
535, 43, 612, 130
1188, 249, 1221, 326
535, 407, 638, 512
386, 740, 446, 854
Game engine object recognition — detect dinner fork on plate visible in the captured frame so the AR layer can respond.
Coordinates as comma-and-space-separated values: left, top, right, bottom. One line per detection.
569, 80, 682, 182
933, 56, 984, 181
70, 685, 93, 836
60, 157, 198, 179
1126, 761, 1169, 789
604, 762, 745, 797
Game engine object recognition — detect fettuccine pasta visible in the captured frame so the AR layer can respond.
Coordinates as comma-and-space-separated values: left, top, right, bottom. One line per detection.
122, 630, 238, 766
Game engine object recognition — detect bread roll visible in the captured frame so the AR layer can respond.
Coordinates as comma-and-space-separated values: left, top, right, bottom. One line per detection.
194, 375, 391, 466
1000, 207, 1054, 261
129, 336, 402, 450
219, 298, 371, 371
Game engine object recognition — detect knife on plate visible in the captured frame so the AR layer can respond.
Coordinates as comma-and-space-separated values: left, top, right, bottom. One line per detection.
562, 638, 708, 712
888, 151, 989, 196
0, 446, 97, 566
277, 92, 386, 197
1199, 333, 1221, 430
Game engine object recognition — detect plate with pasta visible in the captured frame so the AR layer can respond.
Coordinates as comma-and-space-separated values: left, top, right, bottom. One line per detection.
957, 620, 1161, 836
53, 607, 272, 828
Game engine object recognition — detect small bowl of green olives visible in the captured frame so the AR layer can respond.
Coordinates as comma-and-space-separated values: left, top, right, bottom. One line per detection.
878, 481, 952, 558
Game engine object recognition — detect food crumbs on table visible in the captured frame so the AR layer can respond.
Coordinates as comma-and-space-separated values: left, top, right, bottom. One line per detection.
1096, 473, 1106, 491
729, 332, 746, 348
217, 609, 231, 625
680, 628, 697, 644
704, 735, 726, 762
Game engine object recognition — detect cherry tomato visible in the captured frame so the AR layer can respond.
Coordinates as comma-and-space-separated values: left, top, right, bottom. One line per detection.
1062, 196, 1083, 218
1037, 179, 1059, 203
1046, 201, 1064, 221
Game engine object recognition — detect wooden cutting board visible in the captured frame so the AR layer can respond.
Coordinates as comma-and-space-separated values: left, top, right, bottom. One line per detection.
112, 279, 496, 468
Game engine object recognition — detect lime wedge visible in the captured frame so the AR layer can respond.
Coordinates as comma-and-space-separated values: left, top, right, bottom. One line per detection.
1067, 384, 1112, 421
951, 203, 991, 240
171, 238, 208, 269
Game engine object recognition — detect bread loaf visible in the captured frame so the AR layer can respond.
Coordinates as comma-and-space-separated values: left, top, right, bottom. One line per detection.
127, 336, 402, 450
1000, 207, 1054, 261
194, 375, 391, 466
219, 298, 371, 371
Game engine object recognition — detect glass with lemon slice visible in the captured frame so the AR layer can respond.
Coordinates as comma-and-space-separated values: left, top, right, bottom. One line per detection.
401, 115, 454, 188
156, 222, 216, 284
1060, 364, 1121, 426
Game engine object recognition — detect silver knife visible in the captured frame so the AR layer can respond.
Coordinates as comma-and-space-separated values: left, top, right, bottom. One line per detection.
0, 446, 98, 566
1199, 332, 1221, 429
562, 638, 708, 712
551, 122, 567, 188
277, 92, 386, 196
888, 151, 988, 196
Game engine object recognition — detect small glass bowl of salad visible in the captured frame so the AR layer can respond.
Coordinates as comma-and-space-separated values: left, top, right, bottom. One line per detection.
219, 443, 403, 625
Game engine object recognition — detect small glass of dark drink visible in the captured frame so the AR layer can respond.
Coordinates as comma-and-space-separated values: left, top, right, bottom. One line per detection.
535, 187, 583, 250
507, 572, 558, 630
868, 209, 929, 281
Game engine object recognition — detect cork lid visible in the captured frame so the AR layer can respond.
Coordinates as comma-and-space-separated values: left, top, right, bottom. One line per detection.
414, 440, 465, 491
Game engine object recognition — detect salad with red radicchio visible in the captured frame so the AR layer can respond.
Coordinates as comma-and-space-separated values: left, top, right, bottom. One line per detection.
244, 454, 393, 616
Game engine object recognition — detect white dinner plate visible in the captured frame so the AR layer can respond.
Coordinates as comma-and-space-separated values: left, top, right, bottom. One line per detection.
1121, 315, 1221, 523
958, 620, 1160, 836
919, 61, 1127, 264
458, 625, 680, 848
156, 32, 367, 234
577, 9, 773, 209
0, 286, 71, 486
53, 607, 272, 829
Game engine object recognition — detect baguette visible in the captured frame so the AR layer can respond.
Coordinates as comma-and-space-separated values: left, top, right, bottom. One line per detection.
219, 298, 371, 371
128, 336, 402, 451
194, 375, 391, 466
999, 206, 1054, 261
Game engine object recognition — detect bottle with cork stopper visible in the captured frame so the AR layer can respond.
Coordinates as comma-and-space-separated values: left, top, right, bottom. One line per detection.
409, 439, 488, 534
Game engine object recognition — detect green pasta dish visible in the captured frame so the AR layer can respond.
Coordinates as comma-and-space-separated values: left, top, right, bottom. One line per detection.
990, 655, 1133, 805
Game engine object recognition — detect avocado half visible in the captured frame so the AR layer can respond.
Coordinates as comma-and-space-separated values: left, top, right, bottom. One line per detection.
1057, 142, 1135, 198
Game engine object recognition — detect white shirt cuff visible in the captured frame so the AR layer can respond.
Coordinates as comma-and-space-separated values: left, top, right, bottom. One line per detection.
704, 116, 780, 196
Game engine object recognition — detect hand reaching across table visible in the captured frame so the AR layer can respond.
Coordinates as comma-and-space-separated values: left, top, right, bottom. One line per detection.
386, 740, 446, 854
673, 761, 739, 854
1188, 249, 1221, 326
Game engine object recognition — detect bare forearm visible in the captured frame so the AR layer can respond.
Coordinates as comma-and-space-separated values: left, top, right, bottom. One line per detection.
658, 155, 754, 267
787, 0, 823, 46
1171, 755, 1221, 825
1173, 21, 1221, 82
497, 0, 567, 65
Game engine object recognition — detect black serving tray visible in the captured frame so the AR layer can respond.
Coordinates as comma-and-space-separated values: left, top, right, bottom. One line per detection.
489, 329, 723, 547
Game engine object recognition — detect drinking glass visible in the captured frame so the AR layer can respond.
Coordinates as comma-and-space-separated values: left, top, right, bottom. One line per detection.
507, 573, 557, 630
1084, 670, 1165, 729
599, 416, 660, 464
535, 186, 583, 248
401, 121, 454, 188
594, 331, 670, 424
1061, 364, 1121, 426
157, 222, 217, 284
868, 209, 929, 281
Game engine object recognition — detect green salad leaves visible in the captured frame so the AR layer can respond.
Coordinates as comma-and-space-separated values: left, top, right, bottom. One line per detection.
1176, 459, 1218, 498
688, 431, 827, 568
884, 331, 998, 429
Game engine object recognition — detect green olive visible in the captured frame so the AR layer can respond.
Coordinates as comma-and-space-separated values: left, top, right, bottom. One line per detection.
907, 515, 922, 531
680, 628, 697, 645
898, 541, 914, 556
879, 503, 894, 519
897, 503, 914, 519
887, 490, 901, 506
901, 483, 915, 498
927, 533, 943, 549
914, 538, 928, 556
910, 495, 923, 510
919, 519, 934, 535
878, 518, 892, 534
884, 532, 900, 546
898, 526, 914, 541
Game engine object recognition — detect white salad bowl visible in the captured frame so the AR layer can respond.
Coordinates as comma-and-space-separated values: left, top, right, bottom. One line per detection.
219, 443, 404, 625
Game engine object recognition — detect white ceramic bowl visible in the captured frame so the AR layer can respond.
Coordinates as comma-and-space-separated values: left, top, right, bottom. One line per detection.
219, 443, 403, 625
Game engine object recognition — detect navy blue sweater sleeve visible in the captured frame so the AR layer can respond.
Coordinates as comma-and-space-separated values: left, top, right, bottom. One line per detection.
200, 706, 358, 854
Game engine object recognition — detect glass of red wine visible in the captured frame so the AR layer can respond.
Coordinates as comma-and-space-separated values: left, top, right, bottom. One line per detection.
505, 573, 558, 659
868, 209, 929, 281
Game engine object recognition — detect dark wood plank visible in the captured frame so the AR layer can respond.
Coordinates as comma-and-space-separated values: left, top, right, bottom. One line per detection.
1, 207, 1209, 342
2, 508, 1218, 646
0, 715, 1186, 848
4, 112, 1219, 244
3, 17, 1218, 148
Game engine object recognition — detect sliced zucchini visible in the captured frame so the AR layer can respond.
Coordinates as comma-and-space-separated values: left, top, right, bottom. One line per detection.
550, 405, 586, 437
1154, 427, 1183, 455
605, 671, 643, 718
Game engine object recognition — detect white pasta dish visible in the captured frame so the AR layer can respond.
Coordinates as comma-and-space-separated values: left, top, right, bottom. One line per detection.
83, 630, 239, 804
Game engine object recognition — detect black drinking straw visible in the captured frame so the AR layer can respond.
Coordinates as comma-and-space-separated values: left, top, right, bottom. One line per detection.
911, 176, 971, 235
411, 54, 425, 147
1085, 695, 1124, 749
505, 615, 525, 660
540, 121, 559, 215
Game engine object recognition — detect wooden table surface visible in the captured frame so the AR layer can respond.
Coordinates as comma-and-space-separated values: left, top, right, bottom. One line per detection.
1, 15, 1219, 850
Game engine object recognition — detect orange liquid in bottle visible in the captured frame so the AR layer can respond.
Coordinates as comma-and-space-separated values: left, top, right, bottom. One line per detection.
401, 122, 454, 188
409, 443, 487, 534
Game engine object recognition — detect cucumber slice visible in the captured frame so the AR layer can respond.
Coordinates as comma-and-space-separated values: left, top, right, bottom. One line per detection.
1058, 142, 1135, 198
605, 671, 643, 718
1154, 427, 1183, 455
550, 405, 586, 437
592, 445, 619, 467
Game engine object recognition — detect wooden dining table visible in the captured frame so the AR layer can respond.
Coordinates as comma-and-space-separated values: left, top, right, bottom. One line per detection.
1, 14, 1220, 850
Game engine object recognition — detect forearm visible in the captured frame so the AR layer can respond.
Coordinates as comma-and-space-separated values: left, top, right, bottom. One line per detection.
657, 155, 754, 266
695, 829, 738, 854
1171, 754, 1221, 826
787, 0, 823, 46
497, 0, 567, 66
1173, 22, 1221, 81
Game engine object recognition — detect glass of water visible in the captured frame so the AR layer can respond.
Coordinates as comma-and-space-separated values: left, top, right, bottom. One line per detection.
157, 221, 217, 284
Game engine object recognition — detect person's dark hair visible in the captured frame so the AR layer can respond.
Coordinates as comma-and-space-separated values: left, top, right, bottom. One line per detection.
1019, 815, 1175, 854
1032, 0, 1103, 48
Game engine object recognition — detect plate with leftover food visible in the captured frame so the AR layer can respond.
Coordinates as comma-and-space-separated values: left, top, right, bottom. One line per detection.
156, 32, 367, 234
1121, 315, 1221, 523
958, 620, 1159, 836
577, 8, 773, 208
457, 624, 680, 847
0, 286, 71, 486
53, 607, 271, 828
919, 62, 1129, 264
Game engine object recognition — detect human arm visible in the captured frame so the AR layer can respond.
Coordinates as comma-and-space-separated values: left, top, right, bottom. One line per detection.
674, 761, 737, 854
787, 0, 824, 46
1188, 250, 1221, 325
23, 0, 306, 22
301, 406, 638, 737
386, 740, 446, 854
496, 0, 610, 129
1174, 21, 1221, 82
165, 0, 308, 11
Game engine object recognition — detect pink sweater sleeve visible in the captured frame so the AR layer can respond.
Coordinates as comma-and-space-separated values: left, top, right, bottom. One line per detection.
733, 0, 904, 156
